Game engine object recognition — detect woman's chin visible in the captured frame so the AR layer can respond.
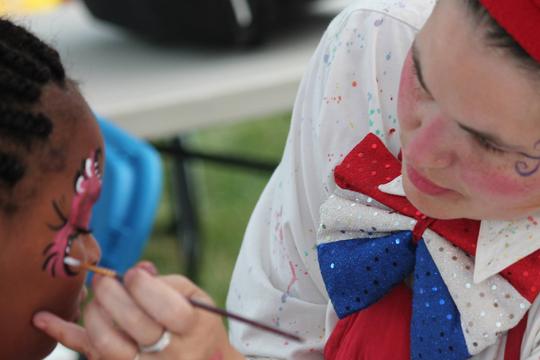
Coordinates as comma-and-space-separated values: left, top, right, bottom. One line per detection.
402, 178, 462, 220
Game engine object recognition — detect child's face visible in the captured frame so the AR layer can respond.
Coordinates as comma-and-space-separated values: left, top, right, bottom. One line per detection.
397, 0, 540, 221
0, 83, 103, 359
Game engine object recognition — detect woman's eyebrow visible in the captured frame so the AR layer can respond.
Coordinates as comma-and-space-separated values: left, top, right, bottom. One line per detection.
412, 40, 433, 97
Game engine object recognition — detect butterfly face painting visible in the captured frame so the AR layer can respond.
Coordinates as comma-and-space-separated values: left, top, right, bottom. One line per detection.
43, 149, 102, 277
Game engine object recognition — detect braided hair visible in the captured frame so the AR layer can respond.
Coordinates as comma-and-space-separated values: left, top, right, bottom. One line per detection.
465, 0, 540, 73
0, 18, 66, 212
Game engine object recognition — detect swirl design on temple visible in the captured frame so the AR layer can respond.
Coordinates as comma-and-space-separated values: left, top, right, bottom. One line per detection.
515, 140, 540, 177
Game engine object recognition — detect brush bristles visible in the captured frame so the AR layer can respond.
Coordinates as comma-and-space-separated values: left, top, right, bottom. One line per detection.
64, 257, 118, 278
85, 264, 117, 277
64, 256, 82, 267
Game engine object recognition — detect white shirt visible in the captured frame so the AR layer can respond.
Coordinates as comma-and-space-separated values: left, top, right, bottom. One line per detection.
226, 1, 540, 358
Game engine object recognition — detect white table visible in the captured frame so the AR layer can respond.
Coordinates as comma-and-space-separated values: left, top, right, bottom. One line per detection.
17, 0, 351, 140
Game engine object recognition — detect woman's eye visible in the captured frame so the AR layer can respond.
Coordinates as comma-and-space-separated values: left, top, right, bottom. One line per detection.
411, 66, 432, 99
474, 134, 505, 155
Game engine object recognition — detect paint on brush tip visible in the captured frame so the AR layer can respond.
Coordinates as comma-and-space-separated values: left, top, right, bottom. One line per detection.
64, 257, 82, 267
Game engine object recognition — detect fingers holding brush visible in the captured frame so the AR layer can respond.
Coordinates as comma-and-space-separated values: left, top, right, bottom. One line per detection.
122, 268, 239, 360
91, 274, 164, 350
123, 269, 201, 334
87, 266, 244, 360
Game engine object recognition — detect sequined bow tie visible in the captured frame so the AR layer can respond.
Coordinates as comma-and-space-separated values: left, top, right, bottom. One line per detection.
317, 133, 540, 359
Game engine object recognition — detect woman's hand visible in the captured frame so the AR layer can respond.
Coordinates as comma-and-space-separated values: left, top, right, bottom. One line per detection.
33, 263, 244, 360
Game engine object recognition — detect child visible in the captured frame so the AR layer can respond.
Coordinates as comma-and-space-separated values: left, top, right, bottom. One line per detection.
0, 18, 102, 359
0, 16, 239, 360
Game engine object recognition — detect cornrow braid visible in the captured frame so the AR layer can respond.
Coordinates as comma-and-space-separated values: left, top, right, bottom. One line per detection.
0, 19, 65, 81
0, 41, 51, 83
0, 153, 25, 187
0, 18, 66, 199
0, 67, 42, 102
0, 106, 52, 149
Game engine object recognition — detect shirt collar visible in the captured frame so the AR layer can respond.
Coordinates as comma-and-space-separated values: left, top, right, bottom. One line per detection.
378, 175, 540, 284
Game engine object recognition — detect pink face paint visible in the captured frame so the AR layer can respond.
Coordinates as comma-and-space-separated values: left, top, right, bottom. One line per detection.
397, 51, 420, 132
460, 164, 530, 199
43, 149, 102, 278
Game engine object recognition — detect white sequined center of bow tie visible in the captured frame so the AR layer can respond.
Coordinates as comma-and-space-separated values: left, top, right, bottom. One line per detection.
318, 194, 415, 245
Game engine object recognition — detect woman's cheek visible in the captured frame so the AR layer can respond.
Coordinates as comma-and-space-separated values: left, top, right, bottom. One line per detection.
460, 162, 531, 198
397, 51, 419, 130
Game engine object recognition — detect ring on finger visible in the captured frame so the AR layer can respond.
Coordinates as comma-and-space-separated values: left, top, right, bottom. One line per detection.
139, 330, 172, 353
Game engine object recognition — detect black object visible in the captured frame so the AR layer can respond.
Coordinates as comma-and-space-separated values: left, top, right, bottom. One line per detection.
81, 0, 313, 46
154, 139, 278, 282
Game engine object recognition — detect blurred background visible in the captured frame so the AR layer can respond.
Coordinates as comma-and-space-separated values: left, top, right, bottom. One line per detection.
1, 0, 352, 349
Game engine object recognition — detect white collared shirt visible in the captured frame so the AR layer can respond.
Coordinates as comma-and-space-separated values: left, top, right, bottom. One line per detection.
226, 1, 540, 358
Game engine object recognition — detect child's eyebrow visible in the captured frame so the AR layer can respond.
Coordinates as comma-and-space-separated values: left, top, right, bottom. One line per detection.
412, 40, 433, 97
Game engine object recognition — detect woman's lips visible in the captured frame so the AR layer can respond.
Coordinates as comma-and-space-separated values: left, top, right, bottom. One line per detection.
406, 164, 451, 196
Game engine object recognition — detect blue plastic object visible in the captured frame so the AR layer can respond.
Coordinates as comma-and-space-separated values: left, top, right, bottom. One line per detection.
89, 117, 163, 278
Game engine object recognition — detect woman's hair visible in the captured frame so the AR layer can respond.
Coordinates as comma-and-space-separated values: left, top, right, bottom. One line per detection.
0, 19, 66, 209
465, 0, 540, 73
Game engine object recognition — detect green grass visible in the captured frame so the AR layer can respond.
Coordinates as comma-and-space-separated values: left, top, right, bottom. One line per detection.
144, 112, 291, 307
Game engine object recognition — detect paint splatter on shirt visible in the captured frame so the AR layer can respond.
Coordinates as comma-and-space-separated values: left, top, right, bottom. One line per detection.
226, 2, 430, 358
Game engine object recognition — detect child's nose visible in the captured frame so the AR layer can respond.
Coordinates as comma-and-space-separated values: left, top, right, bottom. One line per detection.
83, 234, 101, 265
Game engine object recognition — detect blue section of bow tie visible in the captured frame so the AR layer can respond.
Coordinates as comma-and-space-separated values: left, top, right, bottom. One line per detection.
317, 231, 415, 318
411, 241, 469, 359
318, 232, 470, 359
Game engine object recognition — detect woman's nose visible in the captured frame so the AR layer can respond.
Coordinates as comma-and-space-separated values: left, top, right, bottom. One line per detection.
404, 117, 456, 169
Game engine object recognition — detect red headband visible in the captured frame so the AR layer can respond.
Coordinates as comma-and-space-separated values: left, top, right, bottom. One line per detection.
479, 0, 540, 63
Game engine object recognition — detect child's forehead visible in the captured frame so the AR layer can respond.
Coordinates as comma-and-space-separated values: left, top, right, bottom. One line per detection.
40, 82, 104, 160
6, 85, 104, 216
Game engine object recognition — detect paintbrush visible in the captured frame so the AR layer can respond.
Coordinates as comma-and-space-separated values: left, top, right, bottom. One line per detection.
64, 257, 304, 343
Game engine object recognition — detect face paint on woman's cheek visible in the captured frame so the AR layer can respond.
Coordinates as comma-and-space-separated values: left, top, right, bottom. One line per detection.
515, 140, 540, 177
460, 162, 531, 198
42, 149, 102, 278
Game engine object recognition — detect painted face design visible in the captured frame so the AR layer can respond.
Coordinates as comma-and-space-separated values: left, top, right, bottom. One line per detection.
515, 141, 540, 177
43, 149, 102, 278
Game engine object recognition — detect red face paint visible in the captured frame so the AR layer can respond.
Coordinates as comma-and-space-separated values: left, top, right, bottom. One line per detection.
43, 149, 102, 278
397, 51, 420, 133
460, 163, 530, 198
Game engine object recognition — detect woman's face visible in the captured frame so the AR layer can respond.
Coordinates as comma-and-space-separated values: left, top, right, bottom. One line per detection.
398, 0, 540, 221
0, 83, 103, 359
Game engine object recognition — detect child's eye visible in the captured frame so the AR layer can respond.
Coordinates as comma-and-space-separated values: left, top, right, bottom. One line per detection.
48, 201, 68, 231
76, 227, 92, 235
